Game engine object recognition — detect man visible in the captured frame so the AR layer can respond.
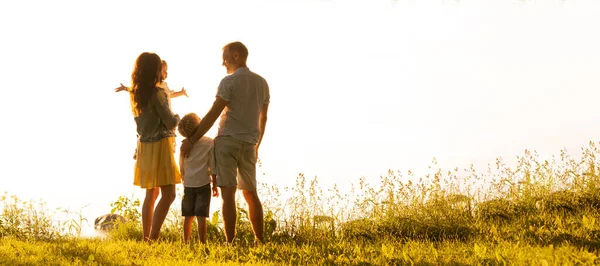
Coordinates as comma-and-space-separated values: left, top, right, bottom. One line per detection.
180, 41, 270, 245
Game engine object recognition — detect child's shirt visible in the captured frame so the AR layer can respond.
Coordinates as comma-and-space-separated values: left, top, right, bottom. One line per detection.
181, 136, 217, 188
158, 81, 172, 106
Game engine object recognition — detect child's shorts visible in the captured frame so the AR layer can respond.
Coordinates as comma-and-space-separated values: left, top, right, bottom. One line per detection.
182, 184, 211, 217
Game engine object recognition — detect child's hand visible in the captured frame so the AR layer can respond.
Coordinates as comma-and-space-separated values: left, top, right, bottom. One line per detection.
181, 87, 188, 97
212, 185, 219, 197
114, 83, 127, 92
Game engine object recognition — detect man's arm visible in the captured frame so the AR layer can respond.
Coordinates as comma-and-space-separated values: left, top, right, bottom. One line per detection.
210, 174, 219, 197
256, 103, 269, 150
189, 96, 228, 143
211, 174, 217, 185
180, 96, 228, 158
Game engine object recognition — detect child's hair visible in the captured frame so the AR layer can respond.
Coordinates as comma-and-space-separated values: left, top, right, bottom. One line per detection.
178, 113, 201, 138
160, 60, 168, 82
130, 52, 162, 116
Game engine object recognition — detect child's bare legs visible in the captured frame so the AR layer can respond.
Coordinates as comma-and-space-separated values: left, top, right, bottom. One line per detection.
183, 217, 208, 244
148, 184, 176, 241
183, 216, 194, 243
142, 188, 160, 241
197, 216, 208, 243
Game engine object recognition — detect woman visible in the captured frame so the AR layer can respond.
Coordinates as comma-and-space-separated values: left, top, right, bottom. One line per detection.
129, 52, 181, 242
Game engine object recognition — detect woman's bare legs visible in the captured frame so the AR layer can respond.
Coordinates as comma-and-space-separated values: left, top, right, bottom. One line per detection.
148, 184, 176, 241
142, 188, 160, 241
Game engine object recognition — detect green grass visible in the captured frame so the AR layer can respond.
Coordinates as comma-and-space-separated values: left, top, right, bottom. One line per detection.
3, 142, 600, 265
1, 237, 599, 265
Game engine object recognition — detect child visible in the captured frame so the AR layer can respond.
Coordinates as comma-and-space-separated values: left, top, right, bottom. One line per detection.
158, 60, 188, 98
178, 113, 219, 244
115, 60, 188, 99
117, 60, 187, 160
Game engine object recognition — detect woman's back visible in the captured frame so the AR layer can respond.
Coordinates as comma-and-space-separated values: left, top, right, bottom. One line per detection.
134, 88, 180, 143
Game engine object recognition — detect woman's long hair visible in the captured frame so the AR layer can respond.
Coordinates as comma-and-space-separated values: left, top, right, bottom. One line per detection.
130, 52, 162, 116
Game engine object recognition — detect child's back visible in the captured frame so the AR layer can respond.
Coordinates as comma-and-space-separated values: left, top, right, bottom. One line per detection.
177, 112, 218, 244
181, 136, 216, 187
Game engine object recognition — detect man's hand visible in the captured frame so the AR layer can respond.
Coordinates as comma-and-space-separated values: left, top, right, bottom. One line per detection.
180, 139, 193, 158
211, 185, 219, 197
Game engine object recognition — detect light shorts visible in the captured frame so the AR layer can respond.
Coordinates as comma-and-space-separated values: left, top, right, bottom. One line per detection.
214, 135, 257, 190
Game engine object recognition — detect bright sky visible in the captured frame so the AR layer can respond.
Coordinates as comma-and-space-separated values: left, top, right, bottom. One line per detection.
1, 0, 600, 233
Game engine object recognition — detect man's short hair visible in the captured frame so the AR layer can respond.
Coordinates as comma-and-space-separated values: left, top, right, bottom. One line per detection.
178, 113, 201, 138
224, 41, 249, 62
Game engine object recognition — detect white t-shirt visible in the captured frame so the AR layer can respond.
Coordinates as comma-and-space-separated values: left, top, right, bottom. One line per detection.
180, 136, 217, 187
158, 81, 170, 94
216, 67, 270, 144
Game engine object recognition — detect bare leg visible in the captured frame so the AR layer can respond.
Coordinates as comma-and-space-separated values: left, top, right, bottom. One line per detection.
197, 216, 208, 243
142, 188, 159, 241
220, 186, 237, 243
183, 216, 194, 243
242, 190, 264, 243
149, 184, 176, 241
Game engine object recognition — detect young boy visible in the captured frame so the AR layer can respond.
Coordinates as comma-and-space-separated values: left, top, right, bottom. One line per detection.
177, 113, 219, 244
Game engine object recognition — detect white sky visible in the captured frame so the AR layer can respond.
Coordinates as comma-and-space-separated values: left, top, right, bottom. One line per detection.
1, 0, 599, 233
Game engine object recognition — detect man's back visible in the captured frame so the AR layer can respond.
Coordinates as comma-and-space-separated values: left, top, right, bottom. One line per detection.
216, 67, 270, 144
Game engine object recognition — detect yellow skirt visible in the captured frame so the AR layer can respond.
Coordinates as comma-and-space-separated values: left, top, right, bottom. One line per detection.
134, 137, 181, 189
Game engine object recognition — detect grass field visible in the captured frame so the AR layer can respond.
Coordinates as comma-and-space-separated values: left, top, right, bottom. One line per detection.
3, 143, 600, 265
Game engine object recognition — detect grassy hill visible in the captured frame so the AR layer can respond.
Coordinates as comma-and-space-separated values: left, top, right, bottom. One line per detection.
3, 143, 600, 265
